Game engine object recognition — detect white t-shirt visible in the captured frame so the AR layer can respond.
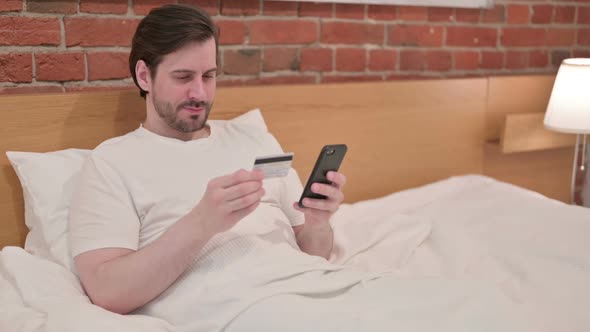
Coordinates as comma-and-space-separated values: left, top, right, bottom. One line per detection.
69, 117, 304, 256
68, 115, 369, 331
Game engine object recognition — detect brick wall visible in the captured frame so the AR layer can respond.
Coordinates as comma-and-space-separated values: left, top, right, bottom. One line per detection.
0, 0, 588, 94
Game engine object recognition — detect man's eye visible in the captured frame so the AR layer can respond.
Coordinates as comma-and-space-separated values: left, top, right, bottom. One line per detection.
203, 74, 216, 79
176, 76, 191, 80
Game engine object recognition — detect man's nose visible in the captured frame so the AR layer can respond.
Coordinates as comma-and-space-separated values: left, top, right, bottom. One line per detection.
188, 78, 206, 100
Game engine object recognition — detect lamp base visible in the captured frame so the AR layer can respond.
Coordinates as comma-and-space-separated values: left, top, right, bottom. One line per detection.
581, 140, 590, 207
572, 134, 588, 206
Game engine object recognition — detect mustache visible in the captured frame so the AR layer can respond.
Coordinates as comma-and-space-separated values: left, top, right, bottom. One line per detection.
177, 100, 210, 110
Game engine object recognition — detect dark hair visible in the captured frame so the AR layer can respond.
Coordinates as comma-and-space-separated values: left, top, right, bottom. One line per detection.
129, 4, 219, 98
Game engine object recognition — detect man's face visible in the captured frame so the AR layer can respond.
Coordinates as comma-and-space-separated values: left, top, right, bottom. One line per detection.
149, 38, 217, 133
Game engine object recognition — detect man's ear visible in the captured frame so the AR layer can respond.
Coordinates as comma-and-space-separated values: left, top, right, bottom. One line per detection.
135, 60, 151, 93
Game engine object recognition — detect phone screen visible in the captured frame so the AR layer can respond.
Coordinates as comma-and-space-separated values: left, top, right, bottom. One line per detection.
298, 144, 347, 208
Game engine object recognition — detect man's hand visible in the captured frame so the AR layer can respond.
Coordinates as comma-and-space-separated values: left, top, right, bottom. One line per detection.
191, 169, 265, 237
292, 171, 346, 259
293, 171, 346, 224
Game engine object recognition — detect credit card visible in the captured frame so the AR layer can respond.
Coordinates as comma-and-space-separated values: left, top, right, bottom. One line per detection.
253, 152, 294, 178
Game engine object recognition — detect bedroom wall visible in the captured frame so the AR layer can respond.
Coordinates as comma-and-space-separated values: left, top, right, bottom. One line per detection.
0, 0, 588, 93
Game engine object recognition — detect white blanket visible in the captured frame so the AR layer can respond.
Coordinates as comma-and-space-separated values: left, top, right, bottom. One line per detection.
2, 175, 590, 331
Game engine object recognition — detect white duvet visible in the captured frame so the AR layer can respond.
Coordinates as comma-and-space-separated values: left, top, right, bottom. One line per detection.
2, 175, 590, 331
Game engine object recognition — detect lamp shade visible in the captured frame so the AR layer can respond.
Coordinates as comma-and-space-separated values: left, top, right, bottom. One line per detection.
544, 58, 590, 134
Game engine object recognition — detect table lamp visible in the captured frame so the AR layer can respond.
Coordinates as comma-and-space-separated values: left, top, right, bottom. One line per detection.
544, 58, 590, 205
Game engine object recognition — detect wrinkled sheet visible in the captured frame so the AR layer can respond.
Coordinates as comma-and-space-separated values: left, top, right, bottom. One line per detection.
2, 175, 590, 331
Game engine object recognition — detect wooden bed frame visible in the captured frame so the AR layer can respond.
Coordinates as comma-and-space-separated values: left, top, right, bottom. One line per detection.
0, 75, 571, 248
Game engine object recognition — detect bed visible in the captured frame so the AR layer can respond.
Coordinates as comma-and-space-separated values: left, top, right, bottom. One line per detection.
2, 75, 590, 331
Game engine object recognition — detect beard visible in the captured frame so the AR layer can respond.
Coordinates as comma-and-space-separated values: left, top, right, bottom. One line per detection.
152, 91, 212, 133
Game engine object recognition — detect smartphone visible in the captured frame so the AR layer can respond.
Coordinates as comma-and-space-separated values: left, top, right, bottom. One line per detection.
298, 144, 348, 208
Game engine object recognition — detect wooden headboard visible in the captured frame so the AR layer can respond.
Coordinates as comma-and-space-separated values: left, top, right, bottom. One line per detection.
0, 75, 571, 248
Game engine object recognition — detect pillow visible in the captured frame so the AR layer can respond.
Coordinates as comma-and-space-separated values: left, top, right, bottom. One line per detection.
6, 148, 90, 271
6, 109, 269, 271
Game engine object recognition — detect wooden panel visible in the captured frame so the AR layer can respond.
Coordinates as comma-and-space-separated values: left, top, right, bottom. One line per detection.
500, 112, 577, 153
486, 75, 555, 141
0, 91, 145, 248
216, 79, 488, 202
0, 78, 488, 248
483, 143, 573, 202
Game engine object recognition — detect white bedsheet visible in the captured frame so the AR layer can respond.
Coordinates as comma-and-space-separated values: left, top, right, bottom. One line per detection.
2, 175, 590, 331
0, 246, 173, 332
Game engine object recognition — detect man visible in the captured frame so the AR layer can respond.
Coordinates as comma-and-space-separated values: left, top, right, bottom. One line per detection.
69, 4, 525, 332
69, 2, 357, 328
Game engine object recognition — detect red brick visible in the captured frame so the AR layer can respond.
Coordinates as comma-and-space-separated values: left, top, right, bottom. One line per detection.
216, 78, 245, 87
573, 49, 590, 57
368, 49, 397, 71
178, 0, 220, 16
27, 0, 77, 14
578, 7, 590, 24
447, 27, 497, 47
65, 85, 134, 93
80, 0, 128, 14
428, 7, 454, 22
248, 20, 317, 45
551, 50, 571, 67
480, 51, 503, 69
507, 5, 530, 24
400, 50, 426, 71
368, 5, 396, 20
299, 2, 332, 18
578, 28, 590, 45
36, 53, 85, 82
501, 28, 546, 47
217, 20, 246, 45
0, 85, 63, 94
336, 48, 366, 72
321, 75, 382, 83
65, 18, 140, 47
398, 6, 427, 21
481, 5, 505, 23
529, 51, 549, 68
386, 73, 438, 80
335, 4, 365, 19
456, 8, 480, 23
322, 22, 384, 45
0, 0, 22, 12
546, 28, 576, 47
300, 48, 332, 71
220, 78, 248, 87
249, 75, 316, 86
388, 25, 443, 47
223, 49, 260, 75
0, 17, 60, 46
221, 0, 259, 16
0, 53, 32, 83
263, 1, 298, 16
217, 79, 245, 87
263, 48, 299, 72
454, 51, 479, 70
554, 6, 575, 23
505, 51, 527, 69
216, 78, 244, 86
531, 5, 553, 24
445, 73, 485, 79
88, 52, 130, 81
426, 50, 451, 71
132, 0, 173, 16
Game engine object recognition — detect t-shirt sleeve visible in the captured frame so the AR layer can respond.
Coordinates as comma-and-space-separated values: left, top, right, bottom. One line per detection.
68, 154, 140, 257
